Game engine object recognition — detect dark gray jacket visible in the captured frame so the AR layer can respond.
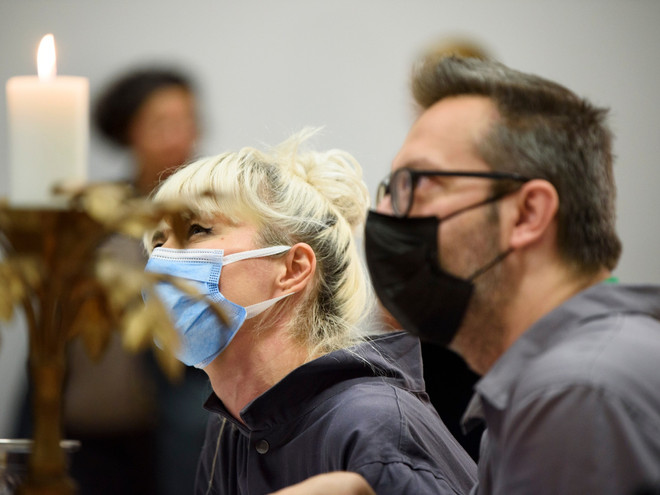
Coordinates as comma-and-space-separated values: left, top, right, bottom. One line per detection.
196, 331, 476, 494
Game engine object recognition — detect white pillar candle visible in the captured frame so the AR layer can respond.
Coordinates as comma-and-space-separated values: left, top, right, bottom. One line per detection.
6, 34, 88, 206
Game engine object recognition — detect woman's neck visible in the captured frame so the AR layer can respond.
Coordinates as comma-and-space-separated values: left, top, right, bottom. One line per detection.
203, 321, 310, 423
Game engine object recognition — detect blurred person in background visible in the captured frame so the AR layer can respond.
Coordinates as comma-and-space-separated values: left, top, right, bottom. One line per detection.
62, 66, 205, 495
94, 66, 200, 195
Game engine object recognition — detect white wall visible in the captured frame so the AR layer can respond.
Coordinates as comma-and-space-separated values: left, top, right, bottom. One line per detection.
1, 0, 659, 434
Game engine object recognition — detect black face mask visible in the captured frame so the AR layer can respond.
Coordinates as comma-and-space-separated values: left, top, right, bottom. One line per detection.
364, 209, 511, 347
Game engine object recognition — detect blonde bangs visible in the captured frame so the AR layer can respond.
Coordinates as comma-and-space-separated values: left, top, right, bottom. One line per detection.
153, 152, 267, 226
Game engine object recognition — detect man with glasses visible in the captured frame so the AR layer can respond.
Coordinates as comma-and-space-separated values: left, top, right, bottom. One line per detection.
273, 56, 660, 495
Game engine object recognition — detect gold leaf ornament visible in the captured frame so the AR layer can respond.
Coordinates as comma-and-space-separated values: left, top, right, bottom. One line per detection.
120, 303, 160, 353
13, 256, 42, 293
95, 258, 147, 309
120, 296, 183, 380
0, 262, 18, 321
0, 257, 41, 321
154, 343, 184, 381
94, 257, 186, 373
0, 268, 16, 321
73, 295, 115, 361
78, 183, 132, 225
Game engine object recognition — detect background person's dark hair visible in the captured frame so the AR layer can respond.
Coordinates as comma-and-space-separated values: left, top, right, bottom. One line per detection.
411, 56, 622, 274
94, 67, 195, 147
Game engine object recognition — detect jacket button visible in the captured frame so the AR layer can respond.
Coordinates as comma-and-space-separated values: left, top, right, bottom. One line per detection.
255, 439, 269, 454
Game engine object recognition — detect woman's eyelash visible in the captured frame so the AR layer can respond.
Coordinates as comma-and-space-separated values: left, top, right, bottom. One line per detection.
188, 224, 212, 237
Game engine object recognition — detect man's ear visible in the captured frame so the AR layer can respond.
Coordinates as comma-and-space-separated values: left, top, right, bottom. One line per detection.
507, 179, 559, 250
277, 243, 316, 293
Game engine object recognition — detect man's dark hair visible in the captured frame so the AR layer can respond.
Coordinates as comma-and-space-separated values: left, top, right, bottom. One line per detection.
412, 56, 621, 273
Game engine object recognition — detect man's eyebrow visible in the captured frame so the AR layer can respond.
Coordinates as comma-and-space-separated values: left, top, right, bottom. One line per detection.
400, 158, 445, 171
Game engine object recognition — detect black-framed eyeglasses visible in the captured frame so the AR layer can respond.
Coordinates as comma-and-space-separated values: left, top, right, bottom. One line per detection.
376, 168, 531, 218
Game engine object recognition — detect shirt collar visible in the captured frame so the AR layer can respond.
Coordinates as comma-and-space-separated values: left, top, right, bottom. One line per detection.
462, 282, 660, 429
204, 331, 426, 431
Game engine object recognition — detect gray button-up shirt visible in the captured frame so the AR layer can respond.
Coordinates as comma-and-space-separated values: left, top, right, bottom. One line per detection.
464, 283, 660, 495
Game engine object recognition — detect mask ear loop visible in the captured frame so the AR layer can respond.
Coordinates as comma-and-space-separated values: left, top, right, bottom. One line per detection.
221, 245, 296, 318
222, 245, 291, 265
467, 247, 513, 281
245, 292, 295, 319
439, 186, 522, 281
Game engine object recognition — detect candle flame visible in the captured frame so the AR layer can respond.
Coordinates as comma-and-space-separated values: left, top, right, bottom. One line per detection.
37, 34, 57, 81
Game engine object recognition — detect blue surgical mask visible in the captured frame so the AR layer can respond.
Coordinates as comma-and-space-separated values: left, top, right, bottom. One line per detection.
145, 245, 292, 368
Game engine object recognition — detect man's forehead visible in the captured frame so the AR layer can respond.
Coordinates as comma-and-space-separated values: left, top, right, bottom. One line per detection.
392, 95, 497, 172
414, 95, 496, 141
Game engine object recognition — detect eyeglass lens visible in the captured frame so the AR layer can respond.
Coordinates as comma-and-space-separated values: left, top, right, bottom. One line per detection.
391, 169, 413, 216
375, 169, 413, 216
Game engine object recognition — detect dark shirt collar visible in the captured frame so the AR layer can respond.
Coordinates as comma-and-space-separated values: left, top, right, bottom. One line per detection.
204, 331, 427, 431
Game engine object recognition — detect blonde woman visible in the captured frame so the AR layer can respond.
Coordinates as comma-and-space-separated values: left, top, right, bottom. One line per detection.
144, 130, 476, 494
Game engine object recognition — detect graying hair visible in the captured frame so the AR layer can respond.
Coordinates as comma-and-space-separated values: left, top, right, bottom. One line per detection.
412, 56, 621, 273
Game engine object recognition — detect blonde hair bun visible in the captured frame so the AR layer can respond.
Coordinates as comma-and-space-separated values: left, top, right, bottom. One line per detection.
275, 128, 370, 230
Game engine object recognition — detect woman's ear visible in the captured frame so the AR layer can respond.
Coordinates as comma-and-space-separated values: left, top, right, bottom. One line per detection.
277, 243, 316, 293
507, 179, 559, 250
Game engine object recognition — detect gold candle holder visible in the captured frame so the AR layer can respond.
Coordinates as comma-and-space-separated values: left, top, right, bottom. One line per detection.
0, 185, 227, 494
2, 208, 104, 495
